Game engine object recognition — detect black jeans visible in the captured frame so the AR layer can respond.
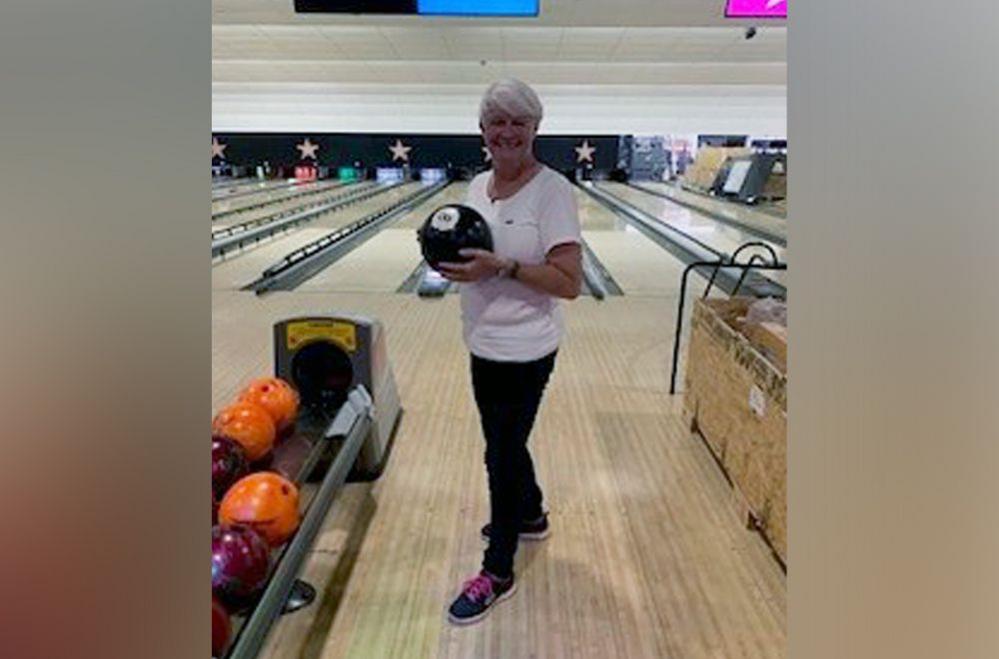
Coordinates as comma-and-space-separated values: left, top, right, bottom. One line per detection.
471, 350, 557, 579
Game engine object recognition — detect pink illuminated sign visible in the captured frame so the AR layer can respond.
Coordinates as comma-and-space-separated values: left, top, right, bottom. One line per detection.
725, 0, 787, 19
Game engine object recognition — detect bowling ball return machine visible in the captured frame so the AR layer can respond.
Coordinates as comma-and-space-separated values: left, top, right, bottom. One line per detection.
222, 315, 402, 659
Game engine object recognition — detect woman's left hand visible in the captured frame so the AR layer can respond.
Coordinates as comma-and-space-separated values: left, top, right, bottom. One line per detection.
436, 248, 504, 282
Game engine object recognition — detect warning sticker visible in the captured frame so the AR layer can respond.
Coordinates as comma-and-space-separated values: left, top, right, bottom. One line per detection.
286, 320, 357, 353
749, 384, 767, 418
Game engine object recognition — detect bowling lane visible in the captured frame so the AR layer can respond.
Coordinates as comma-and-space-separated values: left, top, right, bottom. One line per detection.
299, 183, 470, 293
211, 177, 245, 189
575, 188, 711, 297
637, 181, 787, 236
600, 182, 787, 286
211, 181, 364, 232
211, 183, 422, 291
212, 178, 287, 195
211, 180, 334, 216
211, 178, 301, 201
394, 182, 468, 230
576, 187, 728, 384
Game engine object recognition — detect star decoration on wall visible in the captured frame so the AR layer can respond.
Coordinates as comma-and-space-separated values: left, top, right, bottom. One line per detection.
388, 139, 412, 163
296, 138, 319, 160
481, 145, 492, 162
211, 137, 227, 160
574, 140, 596, 163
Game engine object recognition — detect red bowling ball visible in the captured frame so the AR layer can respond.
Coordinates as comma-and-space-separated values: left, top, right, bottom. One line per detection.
211, 524, 271, 609
212, 435, 249, 501
211, 595, 231, 657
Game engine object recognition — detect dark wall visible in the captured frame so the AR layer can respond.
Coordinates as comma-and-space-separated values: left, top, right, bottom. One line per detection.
211, 132, 619, 173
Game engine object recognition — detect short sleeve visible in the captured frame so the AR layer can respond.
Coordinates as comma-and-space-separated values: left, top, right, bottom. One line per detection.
464, 172, 488, 207
537, 173, 582, 254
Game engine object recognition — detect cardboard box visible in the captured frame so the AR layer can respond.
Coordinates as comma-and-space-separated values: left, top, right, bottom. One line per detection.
683, 297, 787, 564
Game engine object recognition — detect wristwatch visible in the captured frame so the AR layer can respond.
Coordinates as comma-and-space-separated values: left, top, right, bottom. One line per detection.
497, 258, 519, 279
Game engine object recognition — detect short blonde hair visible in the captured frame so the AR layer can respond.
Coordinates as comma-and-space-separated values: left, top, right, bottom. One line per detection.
478, 78, 543, 126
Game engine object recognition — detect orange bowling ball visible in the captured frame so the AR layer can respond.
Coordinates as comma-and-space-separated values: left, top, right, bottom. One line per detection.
212, 402, 276, 462
218, 472, 300, 547
238, 377, 300, 433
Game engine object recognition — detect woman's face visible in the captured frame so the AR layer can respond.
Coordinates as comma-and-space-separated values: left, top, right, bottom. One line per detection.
481, 111, 537, 164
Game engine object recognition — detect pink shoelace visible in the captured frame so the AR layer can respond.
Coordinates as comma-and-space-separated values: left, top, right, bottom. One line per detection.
462, 574, 495, 602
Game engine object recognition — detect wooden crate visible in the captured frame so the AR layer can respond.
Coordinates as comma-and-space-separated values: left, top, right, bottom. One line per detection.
761, 170, 787, 201
683, 297, 787, 565
766, 434, 787, 562
743, 321, 787, 373
682, 147, 752, 192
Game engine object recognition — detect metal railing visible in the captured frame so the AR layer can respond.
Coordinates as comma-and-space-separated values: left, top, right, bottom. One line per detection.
225, 387, 373, 659
668, 242, 787, 394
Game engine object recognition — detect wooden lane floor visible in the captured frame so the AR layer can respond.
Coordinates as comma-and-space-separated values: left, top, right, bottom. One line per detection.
211, 181, 345, 218
212, 180, 313, 206
637, 182, 788, 232
212, 180, 337, 215
394, 182, 469, 230
298, 183, 470, 294
212, 290, 786, 658
575, 186, 724, 390
212, 181, 353, 230
575, 187, 716, 298
300, 181, 708, 298
211, 184, 421, 291
212, 178, 294, 199
600, 183, 787, 288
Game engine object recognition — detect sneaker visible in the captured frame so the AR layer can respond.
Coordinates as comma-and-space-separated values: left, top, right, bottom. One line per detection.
447, 571, 517, 625
480, 513, 550, 542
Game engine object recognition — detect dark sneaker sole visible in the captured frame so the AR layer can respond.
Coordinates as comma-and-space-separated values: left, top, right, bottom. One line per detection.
446, 581, 518, 626
480, 526, 551, 543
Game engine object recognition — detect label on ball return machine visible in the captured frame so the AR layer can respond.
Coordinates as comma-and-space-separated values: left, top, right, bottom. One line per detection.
286, 320, 357, 353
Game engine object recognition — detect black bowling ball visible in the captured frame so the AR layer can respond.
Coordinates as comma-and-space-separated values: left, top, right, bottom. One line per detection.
418, 204, 493, 269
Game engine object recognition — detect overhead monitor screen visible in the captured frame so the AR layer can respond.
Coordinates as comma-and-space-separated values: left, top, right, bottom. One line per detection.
294, 0, 539, 16
725, 0, 787, 19
417, 0, 538, 16
295, 1, 413, 13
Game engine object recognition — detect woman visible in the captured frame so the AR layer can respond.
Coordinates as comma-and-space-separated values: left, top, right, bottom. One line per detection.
437, 78, 583, 625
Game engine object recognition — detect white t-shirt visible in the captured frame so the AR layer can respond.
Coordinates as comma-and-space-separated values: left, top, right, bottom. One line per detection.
460, 166, 582, 362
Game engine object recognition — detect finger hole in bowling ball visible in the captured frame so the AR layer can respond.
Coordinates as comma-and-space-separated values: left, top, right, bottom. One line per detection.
290, 341, 354, 411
